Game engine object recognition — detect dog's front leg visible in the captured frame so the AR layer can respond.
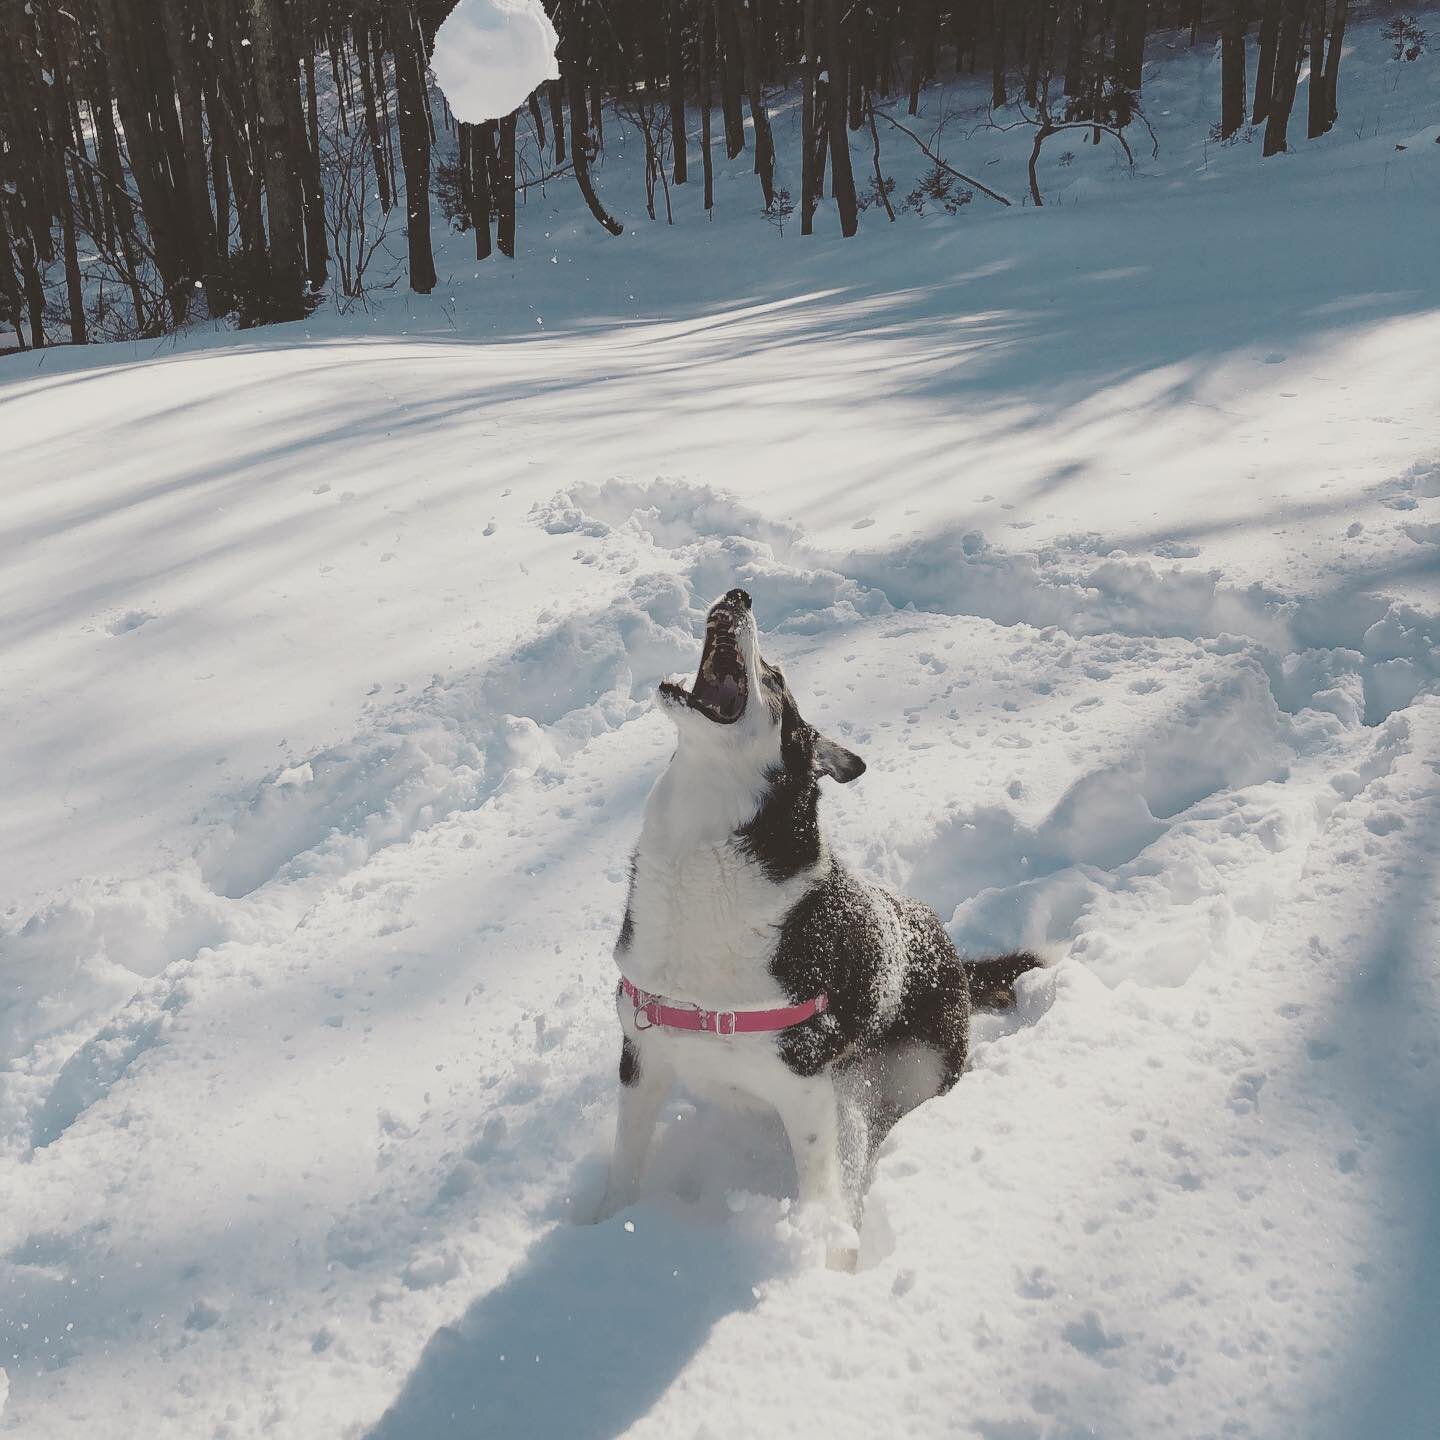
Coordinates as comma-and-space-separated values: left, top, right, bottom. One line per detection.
773, 1073, 860, 1272
593, 1037, 672, 1224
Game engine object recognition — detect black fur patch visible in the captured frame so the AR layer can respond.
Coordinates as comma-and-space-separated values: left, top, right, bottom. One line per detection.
619, 1037, 641, 1087
735, 688, 824, 883
615, 854, 637, 954
769, 868, 971, 1086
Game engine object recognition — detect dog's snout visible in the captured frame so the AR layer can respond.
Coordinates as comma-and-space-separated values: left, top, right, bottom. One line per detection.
708, 589, 753, 633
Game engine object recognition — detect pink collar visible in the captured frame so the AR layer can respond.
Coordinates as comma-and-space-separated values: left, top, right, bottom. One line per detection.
621, 976, 829, 1037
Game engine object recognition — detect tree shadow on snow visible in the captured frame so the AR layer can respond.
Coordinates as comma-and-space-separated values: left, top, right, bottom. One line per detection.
1310, 796, 1440, 1440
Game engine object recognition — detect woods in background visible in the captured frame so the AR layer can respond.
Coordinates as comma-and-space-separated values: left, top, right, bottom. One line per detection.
0, 1, 1387, 349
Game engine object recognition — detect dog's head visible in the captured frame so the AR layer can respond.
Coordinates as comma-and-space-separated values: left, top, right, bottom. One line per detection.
658, 588, 865, 790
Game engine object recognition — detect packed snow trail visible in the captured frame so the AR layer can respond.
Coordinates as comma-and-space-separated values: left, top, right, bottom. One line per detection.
3, 21, 1439, 1440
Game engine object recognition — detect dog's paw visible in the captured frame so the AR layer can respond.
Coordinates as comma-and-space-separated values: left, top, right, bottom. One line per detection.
825, 1245, 859, 1274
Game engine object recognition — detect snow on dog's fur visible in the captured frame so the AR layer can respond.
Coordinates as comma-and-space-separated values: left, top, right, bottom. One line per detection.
596, 588, 1041, 1268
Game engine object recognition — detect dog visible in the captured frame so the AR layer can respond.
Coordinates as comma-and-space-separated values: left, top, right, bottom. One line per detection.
595, 587, 1041, 1269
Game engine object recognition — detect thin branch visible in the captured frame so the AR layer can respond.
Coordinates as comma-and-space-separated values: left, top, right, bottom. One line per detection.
871, 108, 1013, 206
864, 91, 895, 221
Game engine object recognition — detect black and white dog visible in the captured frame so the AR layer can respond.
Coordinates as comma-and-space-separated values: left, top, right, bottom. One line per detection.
597, 587, 1040, 1268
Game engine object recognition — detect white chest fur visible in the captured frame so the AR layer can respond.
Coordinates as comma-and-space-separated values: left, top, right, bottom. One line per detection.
619, 746, 821, 1010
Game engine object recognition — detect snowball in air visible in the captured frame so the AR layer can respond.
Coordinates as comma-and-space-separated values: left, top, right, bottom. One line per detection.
430, 0, 560, 125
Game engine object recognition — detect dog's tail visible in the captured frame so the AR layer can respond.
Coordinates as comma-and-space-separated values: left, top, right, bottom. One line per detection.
963, 951, 1046, 1010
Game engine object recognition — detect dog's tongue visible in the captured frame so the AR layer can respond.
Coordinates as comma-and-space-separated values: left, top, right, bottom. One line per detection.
695, 672, 742, 718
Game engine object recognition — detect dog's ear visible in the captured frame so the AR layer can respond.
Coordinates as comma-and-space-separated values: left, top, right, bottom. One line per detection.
813, 732, 865, 784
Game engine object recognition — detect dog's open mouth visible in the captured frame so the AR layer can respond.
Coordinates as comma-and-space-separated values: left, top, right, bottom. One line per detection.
660, 612, 749, 724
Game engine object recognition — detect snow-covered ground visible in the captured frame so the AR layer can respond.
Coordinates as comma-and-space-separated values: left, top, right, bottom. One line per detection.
2, 20, 1438, 1440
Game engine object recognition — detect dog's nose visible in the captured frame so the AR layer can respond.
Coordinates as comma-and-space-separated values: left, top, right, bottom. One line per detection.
723, 589, 752, 612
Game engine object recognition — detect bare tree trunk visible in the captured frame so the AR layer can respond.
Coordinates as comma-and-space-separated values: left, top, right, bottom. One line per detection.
697, 0, 715, 210
547, 81, 566, 162
1220, 0, 1247, 138
669, 0, 688, 184
17, 232, 45, 347
1112, 0, 1147, 91
247, 0, 305, 310
1263, 0, 1305, 155
991, 0, 1008, 107
865, 89, 895, 220
801, 0, 816, 233
496, 112, 517, 257
908, 0, 935, 116
1319, 0, 1348, 131
37, 7, 88, 340
473, 122, 495, 258
158, 0, 218, 280
388, 0, 437, 292
299, 51, 329, 285
729, 0, 775, 208
1306, 0, 1328, 139
1252, 0, 1280, 125
357, 24, 393, 212
714, 0, 746, 157
1062, 0, 1087, 95
566, 51, 625, 234
0, 203, 29, 349
824, 0, 857, 236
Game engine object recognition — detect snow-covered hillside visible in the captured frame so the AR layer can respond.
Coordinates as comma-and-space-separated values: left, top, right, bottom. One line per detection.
2, 19, 1438, 1440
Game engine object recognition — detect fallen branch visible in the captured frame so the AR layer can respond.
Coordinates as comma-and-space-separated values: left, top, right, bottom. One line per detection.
871, 109, 1013, 206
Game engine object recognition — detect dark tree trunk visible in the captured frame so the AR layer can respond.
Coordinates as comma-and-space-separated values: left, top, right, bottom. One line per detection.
1253, 0, 1280, 125
17, 233, 45, 347
1112, 0, 1147, 91
36, 7, 88, 341
1262, 0, 1306, 156
697, 0, 716, 209
0, 202, 29, 349
801, 0, 816, 233
1319, 0, 1348, 131
991, 0, 1008, 108
1063, 1, 1087, 96
157, 0, 218, 281
1023, 0, 1043, 106
565, 49, 625, 234
247, 0, 305, 309
1306, 0, 1328, 139
204, 70, 232, 251
848, 40, 863, 131
96, 0, 191, 312
546, 82, 566, 163
388, 0, 437, 292
669, 0, 688, 183
714, 0, 747, 157
496, 112, 517, 257
357, 24, 394, 212
729, 0, 775, 208
1220, 0, 1248, 138
470, 122, 494, 259
824, 0, 857, 235
908, 0, 936, 116
299, 52, 330, 285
